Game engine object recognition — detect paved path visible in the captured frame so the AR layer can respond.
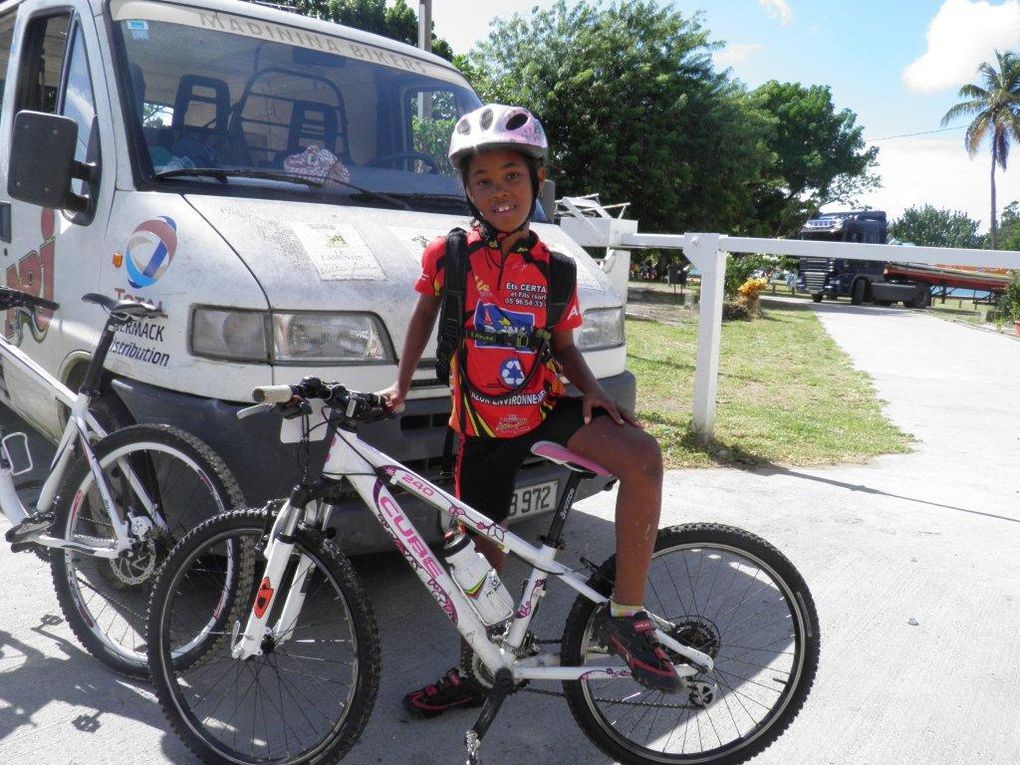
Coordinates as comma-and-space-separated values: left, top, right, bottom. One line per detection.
0, 299, 1018, 764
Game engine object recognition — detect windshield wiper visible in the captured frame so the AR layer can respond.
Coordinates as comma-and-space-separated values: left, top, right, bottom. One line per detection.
153, 167, 322, 187
152, 167, 411, 210
383, 192, 468, 209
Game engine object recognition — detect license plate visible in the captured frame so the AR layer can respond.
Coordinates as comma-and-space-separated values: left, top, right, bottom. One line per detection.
508, 480, 557, 519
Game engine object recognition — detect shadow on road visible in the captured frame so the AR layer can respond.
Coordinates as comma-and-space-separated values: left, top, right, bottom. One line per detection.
0, 619, 186, 749
756, 464, 1020, 526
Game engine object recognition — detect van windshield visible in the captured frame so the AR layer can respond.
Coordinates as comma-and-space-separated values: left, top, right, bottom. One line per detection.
112, 1, 480, 207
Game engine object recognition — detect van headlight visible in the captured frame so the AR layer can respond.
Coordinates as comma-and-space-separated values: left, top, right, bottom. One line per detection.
272, 312, 393, 363
577, 307, 625, 351
191, 308, 394, 363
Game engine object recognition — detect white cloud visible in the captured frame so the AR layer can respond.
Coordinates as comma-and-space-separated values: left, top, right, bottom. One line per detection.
714, 44, 764, 69
855, 136, 1020, 232
759, 0, 792, 26
903, 0, 1020, 93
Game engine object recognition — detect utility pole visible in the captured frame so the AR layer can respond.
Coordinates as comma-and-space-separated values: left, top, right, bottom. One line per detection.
417, 0, 433, 120
417, 0, 432, 53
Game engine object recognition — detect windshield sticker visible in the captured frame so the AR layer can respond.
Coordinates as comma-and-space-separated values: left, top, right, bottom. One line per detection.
390, 226, 449, 264
111, 1, 460, 83
291, 223, 384, 281
126, 217, 177, 288
126, 19, 149, 39
5, 209, 56, 346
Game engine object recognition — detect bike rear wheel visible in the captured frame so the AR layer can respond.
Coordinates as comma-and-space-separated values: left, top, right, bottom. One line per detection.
50, 424, 243, 677
147, 507, 380, 765
561, 523, 819, 765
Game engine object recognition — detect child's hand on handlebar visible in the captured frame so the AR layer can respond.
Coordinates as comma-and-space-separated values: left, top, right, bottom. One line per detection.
377, 383, 407, 412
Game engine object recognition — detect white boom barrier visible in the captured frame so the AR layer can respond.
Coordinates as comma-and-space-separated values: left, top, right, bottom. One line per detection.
558, 200, 1020, 442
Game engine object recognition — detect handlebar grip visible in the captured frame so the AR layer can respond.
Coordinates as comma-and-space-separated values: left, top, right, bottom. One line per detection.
0, 286, 59, 312
251, 385, 295, 404
28, 294, 59, 311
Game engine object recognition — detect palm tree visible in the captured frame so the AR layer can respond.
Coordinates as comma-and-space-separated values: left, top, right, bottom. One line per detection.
941, 49, 1020, 250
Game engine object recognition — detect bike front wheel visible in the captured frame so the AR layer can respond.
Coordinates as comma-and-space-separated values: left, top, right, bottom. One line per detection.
561, 523, 820, 765
147, 507, 380, 765
50, 424, 244, 677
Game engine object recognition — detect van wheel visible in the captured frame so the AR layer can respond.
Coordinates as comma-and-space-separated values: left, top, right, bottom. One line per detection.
811, 294, 823, 303
89, 389, 136, 435
850, 279, 867, 305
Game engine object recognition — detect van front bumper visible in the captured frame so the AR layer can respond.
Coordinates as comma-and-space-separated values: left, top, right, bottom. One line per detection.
112, 371, 636, 554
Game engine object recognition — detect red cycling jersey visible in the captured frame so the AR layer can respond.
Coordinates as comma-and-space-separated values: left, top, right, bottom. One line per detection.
416, 227, 582, 438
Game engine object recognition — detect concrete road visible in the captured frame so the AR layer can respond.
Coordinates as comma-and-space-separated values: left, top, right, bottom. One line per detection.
0, 299, 1018, 764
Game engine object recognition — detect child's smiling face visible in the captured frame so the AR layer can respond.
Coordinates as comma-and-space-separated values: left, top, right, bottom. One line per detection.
465, 149, 545, 234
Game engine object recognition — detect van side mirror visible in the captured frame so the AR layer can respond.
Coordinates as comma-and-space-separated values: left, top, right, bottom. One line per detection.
8, 111, 89, 212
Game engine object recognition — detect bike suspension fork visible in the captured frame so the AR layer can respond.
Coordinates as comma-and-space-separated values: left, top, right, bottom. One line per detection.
231, 490, 325, 660
232, 500, 301, 660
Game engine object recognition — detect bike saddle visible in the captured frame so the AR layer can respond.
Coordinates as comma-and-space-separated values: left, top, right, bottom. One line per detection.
530, 441, 611, 477
82, 293, 161, 318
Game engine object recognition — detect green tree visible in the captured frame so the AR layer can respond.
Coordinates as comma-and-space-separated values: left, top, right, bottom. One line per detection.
941, 50, 1020, 249
889, 205, 980, 248
286, 0, 453, 60
468, 1, 773, 237
996, 201, 1020, 250
748, 81, 879, 237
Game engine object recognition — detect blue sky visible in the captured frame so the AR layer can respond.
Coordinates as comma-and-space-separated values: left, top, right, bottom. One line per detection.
428, 0, 1020, 235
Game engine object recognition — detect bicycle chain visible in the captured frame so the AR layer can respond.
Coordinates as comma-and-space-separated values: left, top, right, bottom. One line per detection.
519, 638, 695, 709
520, 685, 693, 709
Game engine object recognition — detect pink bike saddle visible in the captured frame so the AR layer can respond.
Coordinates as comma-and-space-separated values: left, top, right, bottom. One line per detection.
530, 441, 611, 476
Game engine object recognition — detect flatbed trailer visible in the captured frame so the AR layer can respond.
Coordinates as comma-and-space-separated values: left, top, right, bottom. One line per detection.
883, 262, 1012, 302
795, 211, 1014, 308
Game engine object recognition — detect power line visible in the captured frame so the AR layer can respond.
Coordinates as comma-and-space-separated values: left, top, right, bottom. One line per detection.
867, 124, 967, 143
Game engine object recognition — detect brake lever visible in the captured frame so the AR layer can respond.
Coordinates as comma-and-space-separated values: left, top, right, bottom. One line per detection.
281, 398, 312, 420
237, 402, 275, 420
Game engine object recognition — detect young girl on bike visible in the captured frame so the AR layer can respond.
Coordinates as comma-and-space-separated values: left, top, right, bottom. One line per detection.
380, 104, 679, 715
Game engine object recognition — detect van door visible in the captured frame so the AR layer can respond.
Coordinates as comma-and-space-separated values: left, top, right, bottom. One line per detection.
1, 4, 115, 438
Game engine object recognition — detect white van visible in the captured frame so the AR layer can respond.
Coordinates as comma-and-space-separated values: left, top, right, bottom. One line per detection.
0, 0, 634, 551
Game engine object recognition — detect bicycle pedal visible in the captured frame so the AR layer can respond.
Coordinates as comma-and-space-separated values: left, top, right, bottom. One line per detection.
10, 540, 38, 554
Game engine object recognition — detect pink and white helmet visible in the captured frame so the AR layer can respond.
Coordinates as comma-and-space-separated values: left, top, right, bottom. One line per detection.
448, 104, 548, 169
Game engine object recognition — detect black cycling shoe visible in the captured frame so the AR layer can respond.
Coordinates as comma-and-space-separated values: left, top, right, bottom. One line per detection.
402, 667, 485, 717
5, 511, 54, 545
597, 608, 683, 694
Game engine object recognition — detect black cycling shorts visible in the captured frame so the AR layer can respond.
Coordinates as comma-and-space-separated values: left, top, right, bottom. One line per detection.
454, 397, 605, 523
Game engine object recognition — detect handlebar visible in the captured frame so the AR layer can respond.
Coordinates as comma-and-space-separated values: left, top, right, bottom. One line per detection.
0, 286, 59, 312
250, 377, 398, 424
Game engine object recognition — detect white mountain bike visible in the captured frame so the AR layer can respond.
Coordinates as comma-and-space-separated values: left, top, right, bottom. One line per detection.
147, 377, 819, 765
0, 287, 243, 676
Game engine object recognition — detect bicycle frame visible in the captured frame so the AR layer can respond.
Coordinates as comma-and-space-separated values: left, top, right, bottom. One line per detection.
0, 319, 165, 557
232, 417, 715, 682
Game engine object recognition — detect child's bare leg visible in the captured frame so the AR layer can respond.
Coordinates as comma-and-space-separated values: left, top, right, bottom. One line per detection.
567, 418, 663, 605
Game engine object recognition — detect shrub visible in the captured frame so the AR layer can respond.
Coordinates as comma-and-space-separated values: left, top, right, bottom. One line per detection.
737, 277, 769, 299
1000, 273, 1020, 322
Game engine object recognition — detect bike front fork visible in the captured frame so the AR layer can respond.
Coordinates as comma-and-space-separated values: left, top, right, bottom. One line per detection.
231, 501, 315, 660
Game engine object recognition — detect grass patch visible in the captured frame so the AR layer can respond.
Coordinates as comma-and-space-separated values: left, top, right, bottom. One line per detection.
627, 300, 913, 469
928, 299, 989, 326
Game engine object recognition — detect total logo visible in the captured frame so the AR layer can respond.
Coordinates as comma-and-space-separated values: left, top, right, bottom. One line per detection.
126, 217, 177, 288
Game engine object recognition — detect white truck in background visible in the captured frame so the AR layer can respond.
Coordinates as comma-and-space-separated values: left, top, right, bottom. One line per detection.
0, 0, 633, 551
